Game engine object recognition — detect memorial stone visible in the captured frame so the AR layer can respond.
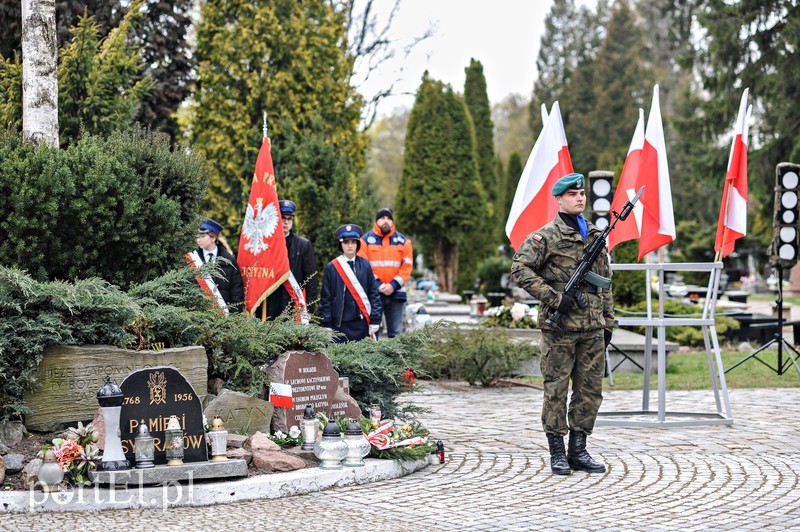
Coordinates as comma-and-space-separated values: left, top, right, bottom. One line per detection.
204, 389, 274, 435
266, 350, 361, 433
23, 345, 207, 431
119, 366, 208, 465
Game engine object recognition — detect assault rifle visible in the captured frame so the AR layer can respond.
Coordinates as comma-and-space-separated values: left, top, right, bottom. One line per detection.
544, 186, 645, 337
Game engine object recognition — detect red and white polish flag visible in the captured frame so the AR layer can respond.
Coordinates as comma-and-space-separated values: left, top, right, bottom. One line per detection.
607, 108, 646, 252
505, 101, 574, 250
636, 85, 675, 260
714, 88, 751, 258
268, 382, 294, 408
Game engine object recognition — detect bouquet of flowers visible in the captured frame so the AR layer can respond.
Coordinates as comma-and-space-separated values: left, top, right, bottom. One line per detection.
482, 302, 538, 329
269, 425, 302, 447
39, 421, 100, 486
365, 417, 434, 461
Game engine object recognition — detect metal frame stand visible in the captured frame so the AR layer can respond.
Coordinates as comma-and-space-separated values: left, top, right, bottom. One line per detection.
605, 341, 644, 386
725, 267, 800, 376
596, 262, 733, 427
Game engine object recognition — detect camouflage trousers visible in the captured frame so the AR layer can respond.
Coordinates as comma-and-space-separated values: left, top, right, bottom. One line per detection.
540, 329, 605, 436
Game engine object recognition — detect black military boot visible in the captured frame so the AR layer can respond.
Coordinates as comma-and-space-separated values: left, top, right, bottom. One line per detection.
567, 430, 606, 473
545, 433, 571, 475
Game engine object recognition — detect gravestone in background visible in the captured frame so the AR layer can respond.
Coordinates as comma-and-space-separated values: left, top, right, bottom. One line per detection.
266, 350, 361, 433
203, 389, 274, 435
119, 366, 208, 465
23, 345, 207, 431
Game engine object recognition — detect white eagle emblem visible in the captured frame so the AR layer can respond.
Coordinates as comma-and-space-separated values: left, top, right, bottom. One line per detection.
242, 201, 279, 255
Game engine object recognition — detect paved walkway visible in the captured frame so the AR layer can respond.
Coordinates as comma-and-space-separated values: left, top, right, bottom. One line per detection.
5, 382, 800, 530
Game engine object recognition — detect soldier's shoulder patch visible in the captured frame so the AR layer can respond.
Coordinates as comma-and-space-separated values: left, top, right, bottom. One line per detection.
532, 233, 543, 242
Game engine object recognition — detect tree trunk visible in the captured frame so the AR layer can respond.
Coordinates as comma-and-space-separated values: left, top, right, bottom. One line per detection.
21, 0, 58, 147
432, 239, 459, 294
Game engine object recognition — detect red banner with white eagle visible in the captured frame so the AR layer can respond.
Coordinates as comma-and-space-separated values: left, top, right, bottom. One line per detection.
237, 137, 291, 315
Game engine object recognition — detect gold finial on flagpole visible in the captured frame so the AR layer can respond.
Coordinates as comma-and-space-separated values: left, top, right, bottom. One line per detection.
263, 112, 268, 139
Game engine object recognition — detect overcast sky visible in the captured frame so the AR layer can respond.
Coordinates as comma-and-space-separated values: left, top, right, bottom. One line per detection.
355, 0, 596, 118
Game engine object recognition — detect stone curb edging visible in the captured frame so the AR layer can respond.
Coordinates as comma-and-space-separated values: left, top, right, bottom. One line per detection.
1, 458, 428, 514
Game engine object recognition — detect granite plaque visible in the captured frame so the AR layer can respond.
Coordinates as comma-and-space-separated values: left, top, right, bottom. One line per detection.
119, 366, 208, 465
203, 389, 274, 435
23, 345, 207, 431
266, 350, 361, 433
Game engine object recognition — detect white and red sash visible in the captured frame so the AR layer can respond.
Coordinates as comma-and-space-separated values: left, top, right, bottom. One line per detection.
283, 272, 308, 324
185, 251, 229, 316
332, 255, 371, 325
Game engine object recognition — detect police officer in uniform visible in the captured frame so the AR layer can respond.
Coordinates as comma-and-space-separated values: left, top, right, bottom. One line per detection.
510, 173, 615, 475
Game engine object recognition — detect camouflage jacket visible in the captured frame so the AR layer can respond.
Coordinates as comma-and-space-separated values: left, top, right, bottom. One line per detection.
510, 215, 615, 332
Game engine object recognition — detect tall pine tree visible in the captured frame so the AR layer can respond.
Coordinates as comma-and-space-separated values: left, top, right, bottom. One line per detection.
462, 58, 498, 289
396, 74, 487, 293
188, 0, 366, 250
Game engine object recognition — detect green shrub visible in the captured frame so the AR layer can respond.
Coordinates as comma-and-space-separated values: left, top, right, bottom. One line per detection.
423, 322, 540, 386
0, 128, 207, 288
476, 256, 512, 295
0, 264, 432, 422
327, 325, 440, 419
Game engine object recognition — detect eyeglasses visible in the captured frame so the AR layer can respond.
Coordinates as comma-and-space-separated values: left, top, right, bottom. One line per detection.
282, 216, 294, 222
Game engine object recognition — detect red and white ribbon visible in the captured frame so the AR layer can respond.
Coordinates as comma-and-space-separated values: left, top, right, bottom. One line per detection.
185, 251, 229, 316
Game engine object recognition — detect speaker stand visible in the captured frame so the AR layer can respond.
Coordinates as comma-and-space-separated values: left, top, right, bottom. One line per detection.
725, 267, 800, 376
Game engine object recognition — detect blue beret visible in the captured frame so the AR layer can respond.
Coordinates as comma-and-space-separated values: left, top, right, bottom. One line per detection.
552, 173, 585, 196
279, 200, 296, 214
198, 218, 223, 234
336, 224, 363, 241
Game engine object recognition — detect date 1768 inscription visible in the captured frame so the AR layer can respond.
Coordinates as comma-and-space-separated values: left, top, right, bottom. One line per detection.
119, 366, 208, 465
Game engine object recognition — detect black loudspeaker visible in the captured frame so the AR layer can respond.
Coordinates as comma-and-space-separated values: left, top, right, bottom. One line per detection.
588, 170, 614, 229
769, 162, 800, 269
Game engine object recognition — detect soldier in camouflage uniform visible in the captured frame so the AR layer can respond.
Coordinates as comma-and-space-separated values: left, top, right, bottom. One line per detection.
510, 173, 615, 475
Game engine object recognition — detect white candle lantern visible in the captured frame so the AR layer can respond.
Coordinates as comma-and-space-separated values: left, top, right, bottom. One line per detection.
96, 376, 130, 471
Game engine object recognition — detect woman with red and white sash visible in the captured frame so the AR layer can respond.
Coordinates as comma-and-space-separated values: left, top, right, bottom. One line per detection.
319, 224, 382, 342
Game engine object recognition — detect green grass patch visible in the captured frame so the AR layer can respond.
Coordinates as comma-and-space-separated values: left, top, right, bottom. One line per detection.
520, 350, 800, 390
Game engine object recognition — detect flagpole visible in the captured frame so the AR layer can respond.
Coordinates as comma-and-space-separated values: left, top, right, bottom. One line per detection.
263, 112, 268, 139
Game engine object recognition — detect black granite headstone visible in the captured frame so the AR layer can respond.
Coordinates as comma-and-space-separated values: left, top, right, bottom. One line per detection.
119, 366, 208, 465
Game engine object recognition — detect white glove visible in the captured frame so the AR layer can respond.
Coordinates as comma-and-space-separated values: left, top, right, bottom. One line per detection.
369, 324, 380, 337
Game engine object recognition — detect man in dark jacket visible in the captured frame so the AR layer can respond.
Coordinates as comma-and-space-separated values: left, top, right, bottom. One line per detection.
319, 224, 382, 342
189, 218, 245, 314
265, 200, 318, 320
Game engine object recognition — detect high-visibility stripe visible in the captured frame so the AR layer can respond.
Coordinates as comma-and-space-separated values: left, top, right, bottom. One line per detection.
332, 256, 371, 325
369, 260, 402, 268
392, 275, 405, 287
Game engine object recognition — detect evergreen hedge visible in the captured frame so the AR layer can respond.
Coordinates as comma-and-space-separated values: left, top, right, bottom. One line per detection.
0, 128, 207, 287
0, 264, 436, 423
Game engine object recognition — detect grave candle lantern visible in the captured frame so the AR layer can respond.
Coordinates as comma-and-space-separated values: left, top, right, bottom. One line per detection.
207, 416, 228, 462
96, 376, 131, 471
165, 415, 184, 466
368, 403, 381, 426
313, 420, 348, 469
134, 424, 155, 469
342, 419, 371, 467
300, 405, 318, 451
37, 448, 64, 492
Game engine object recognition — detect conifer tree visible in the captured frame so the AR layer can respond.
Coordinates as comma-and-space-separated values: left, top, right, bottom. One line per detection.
189, 0, 366, 248
502, 152, 523, 249
461, 58, 497, 289
582, 0, 651, 171
396, 74, 488, 293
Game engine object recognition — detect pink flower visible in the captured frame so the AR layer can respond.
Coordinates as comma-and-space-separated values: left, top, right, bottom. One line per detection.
54, 439, 84, 471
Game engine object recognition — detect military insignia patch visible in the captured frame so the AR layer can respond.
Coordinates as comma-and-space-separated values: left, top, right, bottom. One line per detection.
533, 234, 543, 242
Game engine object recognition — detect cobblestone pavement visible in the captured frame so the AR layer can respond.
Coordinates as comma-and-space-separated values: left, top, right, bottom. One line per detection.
6, 382, 800, 531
